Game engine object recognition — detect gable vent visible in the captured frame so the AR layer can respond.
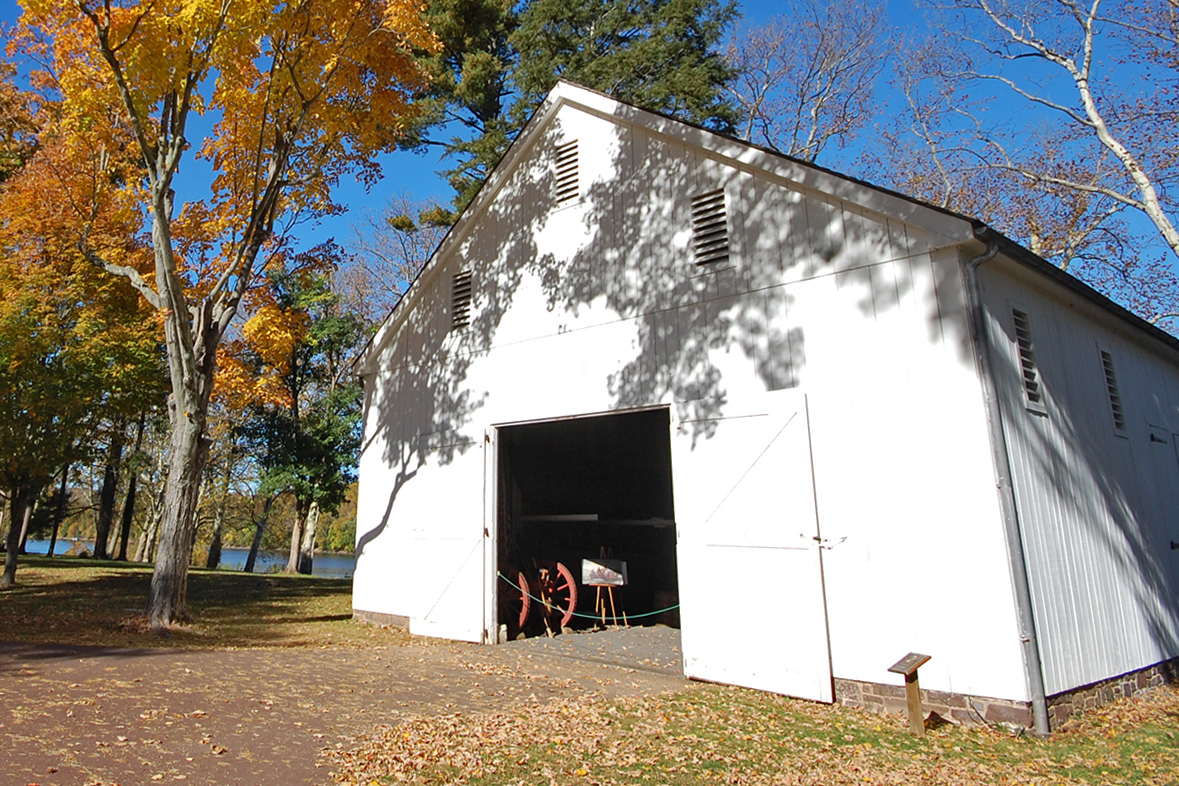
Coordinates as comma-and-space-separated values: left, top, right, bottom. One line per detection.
691, 189, 730, 265
555, 140, 579, 206
451, 270, 473, 331
1012, 308, 1043, 407
1100, 349, 1126, 431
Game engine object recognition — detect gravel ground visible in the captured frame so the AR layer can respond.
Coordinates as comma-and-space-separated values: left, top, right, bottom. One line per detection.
503, 625, 683, 676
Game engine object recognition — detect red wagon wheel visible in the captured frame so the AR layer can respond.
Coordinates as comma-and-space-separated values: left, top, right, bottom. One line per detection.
500, 568, 531, 634
550, 561, 579, 629
515, 570, 532, 630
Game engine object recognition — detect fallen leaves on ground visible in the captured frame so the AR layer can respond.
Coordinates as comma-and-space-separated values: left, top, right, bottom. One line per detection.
324, 683, 1179, 785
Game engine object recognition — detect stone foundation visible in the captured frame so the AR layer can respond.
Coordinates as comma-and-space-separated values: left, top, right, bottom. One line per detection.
353, 609, 409, 628
834, 678, 1033, 729
836, 656, 1179, 732
1045, 657, 1179, 728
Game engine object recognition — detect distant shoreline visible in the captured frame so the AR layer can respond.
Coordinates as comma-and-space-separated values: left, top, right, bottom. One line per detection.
22, 539, 356, 578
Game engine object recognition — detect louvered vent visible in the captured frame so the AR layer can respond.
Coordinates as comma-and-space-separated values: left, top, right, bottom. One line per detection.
451, 270, 473, 331
691, 189, 729, 265
555, 140, 579, 206
1100, 349, 1126, 431
1012, 308, 1043, 406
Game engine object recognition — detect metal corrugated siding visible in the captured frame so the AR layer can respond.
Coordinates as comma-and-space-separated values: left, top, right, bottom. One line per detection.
981, 263, 1179, 695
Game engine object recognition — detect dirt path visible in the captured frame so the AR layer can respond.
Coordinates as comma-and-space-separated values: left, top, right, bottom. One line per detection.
0, 634, 687, 786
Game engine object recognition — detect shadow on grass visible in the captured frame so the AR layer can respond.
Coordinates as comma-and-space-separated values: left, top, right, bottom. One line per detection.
0, 641, 169, 670
0, 556, 378, 652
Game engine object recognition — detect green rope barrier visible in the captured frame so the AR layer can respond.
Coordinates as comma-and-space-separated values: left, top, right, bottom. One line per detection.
497, 571, 679, 620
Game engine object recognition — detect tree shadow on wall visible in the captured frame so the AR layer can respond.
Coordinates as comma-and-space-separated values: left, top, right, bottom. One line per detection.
355, 158, 547, 559
357, 103, 977, 554
991, 313, 1179, 683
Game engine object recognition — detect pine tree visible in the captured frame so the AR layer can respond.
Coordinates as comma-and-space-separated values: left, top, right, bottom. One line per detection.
412, 0, 738, 211
511, 0, 738, 130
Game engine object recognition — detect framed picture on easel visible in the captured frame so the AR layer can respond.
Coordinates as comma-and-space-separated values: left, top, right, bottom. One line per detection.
581, 558, 628, 587
582, 558, 628, 628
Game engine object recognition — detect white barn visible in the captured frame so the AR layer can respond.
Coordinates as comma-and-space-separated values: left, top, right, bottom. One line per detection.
353, 82, 1179, 732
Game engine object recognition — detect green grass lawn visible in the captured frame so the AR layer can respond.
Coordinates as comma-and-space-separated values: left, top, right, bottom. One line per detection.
0, 554, 415, 649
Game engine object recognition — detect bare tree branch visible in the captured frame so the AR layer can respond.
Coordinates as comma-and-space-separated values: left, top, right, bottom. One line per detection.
725, 0, 888, 163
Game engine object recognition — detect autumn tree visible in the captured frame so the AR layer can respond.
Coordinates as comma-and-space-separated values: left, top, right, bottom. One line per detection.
15, 0, 435, 626
0, 61, 38, 180
0, 134, 161, 586
874, 0, 1179, 328
0, 265, 98, 586
724, 0, 888, 163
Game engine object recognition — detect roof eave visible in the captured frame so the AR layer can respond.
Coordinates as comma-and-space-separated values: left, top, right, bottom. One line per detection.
972, 222, 1179, 358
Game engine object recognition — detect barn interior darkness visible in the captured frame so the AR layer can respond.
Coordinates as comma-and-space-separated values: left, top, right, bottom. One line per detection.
497, 408, 678, 637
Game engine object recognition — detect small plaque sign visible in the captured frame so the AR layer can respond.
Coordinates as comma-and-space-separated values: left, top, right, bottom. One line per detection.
582, 558, 628, 587
887, 652, 931, 677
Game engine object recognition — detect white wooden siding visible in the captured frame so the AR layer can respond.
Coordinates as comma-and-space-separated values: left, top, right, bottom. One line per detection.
354, 101, 1027, 702
981, 262, 1179, 695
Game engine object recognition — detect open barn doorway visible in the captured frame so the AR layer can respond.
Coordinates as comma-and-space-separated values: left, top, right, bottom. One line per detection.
495, 407, 678, 640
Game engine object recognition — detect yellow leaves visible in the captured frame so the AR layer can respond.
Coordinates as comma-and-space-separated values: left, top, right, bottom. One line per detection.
242, 303, 309, 371
381, 0, 441, 51
214, 341, 292, 412
213, 297, 307, 413
17, 0, 435, 240
174, 0, 225, 29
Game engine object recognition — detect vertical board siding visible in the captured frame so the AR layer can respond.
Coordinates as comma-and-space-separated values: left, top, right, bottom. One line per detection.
981, 264, 1179, 695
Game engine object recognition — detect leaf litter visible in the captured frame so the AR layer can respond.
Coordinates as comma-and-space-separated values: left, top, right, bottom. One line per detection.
323, 683, 1179, 786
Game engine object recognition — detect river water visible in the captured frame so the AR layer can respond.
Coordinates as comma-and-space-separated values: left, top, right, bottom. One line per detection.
24, 540, 355, 578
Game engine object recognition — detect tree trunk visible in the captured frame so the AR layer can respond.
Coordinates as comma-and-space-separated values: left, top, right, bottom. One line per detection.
116, 475, 139, 561
205, 457, 233, 570
94, 423, 126, 560
47, 465, 69, 559
133, 515, 150, 562
135, 487, 164, 563
146, 397, 211, 628
116, 415, 146, 561
286, 497, 307, 573
205, 505, 223, 570
17, 496, 35, 554
297, 501, 319, 575
1, 488, 31, 587
135, 445, 168, 563
244, 495, 275, 574
146, 287, 220, 629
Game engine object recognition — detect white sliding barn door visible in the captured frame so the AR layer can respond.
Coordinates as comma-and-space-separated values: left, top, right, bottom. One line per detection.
405, 436, 489, 644
674, 392, 833, 702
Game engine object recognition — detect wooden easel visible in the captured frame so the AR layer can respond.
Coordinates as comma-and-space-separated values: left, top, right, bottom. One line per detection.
590, 548, 628, 629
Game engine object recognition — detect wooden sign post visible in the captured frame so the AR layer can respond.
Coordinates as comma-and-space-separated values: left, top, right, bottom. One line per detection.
888, 653, 932, 736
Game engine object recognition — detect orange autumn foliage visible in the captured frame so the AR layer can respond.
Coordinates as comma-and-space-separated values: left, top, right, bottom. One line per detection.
14, 0, 438, 304
12, 0, 437, 624
213, 300, 311, 412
